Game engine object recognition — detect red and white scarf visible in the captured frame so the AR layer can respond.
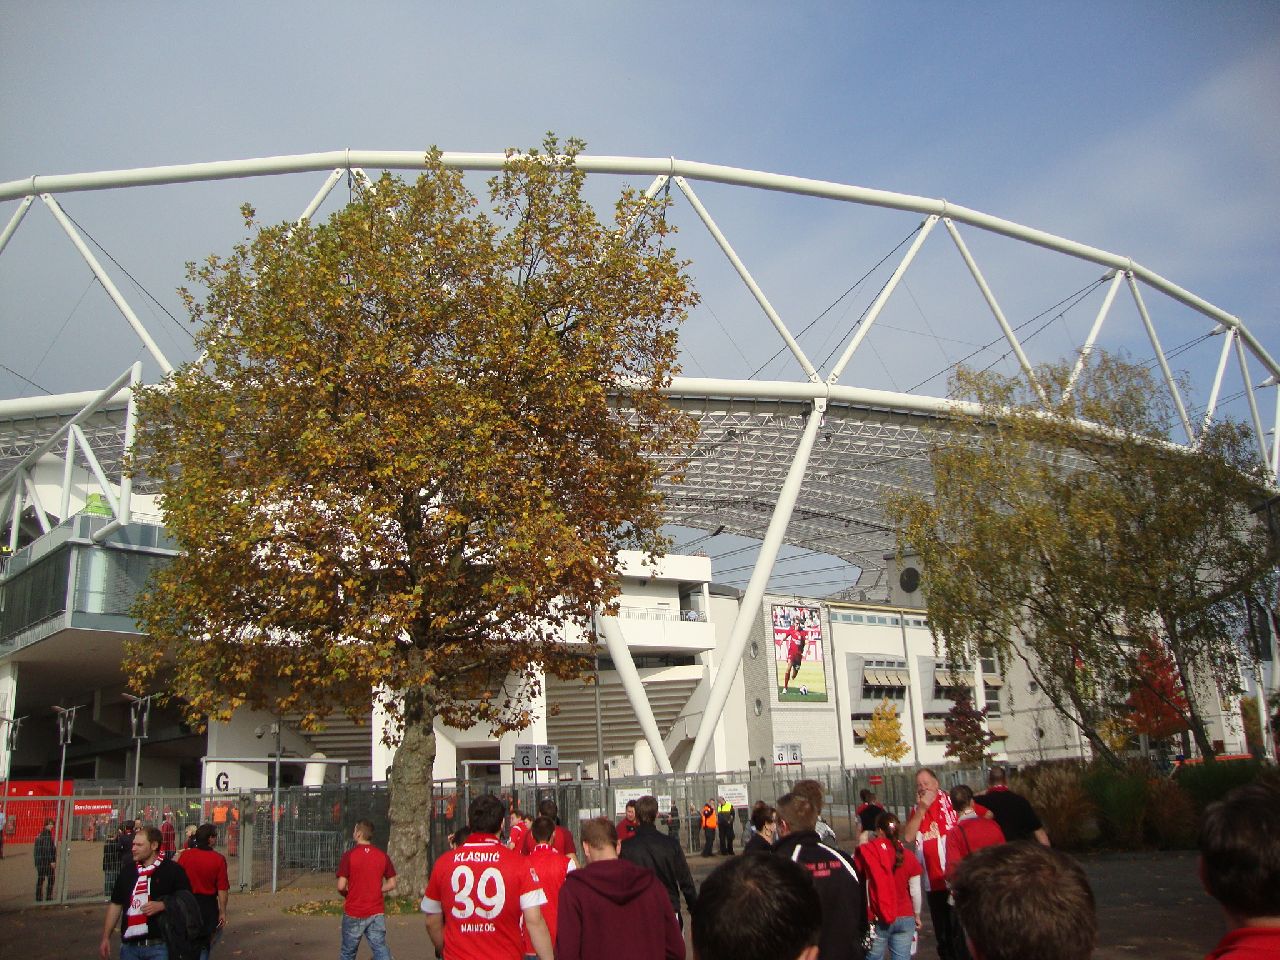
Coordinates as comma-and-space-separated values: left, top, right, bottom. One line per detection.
124, 859, 159, 939
916, 792, 958, 890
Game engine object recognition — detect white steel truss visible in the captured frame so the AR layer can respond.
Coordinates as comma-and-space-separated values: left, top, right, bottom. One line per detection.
1, 151, 1277, 774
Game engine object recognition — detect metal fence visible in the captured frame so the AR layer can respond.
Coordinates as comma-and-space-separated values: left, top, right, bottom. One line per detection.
6, 760, 991, 905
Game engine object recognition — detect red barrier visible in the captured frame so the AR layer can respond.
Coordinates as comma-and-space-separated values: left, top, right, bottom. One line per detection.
3, 780, 73, 843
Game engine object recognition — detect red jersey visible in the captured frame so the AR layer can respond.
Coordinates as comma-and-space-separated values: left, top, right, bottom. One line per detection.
944, 816, 1005, 884
508, 820, 528, 854
521, 823, 576, 860
336, 843, 397, 918
617, 818, 638, 843
856, 839, 921, 923
178, 848, 229, 895
423, 833, 548, 960
522, 843, 574, 953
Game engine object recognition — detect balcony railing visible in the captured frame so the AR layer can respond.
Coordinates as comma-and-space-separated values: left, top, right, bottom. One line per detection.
614, 605, 708, 623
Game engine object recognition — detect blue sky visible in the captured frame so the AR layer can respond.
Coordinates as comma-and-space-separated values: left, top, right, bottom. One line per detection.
1, 2, 1277, 592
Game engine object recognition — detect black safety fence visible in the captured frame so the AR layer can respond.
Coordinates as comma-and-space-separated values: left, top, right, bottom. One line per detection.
9, 760, 991, 905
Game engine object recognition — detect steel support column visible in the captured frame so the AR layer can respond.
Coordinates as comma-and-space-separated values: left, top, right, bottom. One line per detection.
684, 399, 827, 773
596, 614, 673, 773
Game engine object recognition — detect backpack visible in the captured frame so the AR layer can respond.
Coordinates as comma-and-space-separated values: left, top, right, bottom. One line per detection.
161, 889, 207, 960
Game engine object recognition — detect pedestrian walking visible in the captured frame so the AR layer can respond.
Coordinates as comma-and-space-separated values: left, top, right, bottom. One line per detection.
974, 767, 1049, 846
743, 802, 777, 853
423, 794, 553, 960
34, 818, 57, 902
523, 816, 575, 954
855, 812, 922, 960
903, 769, 960, 960
335, 820, 397, 960
99, 825, 193, 960
619, 795, 698, 929
177, 824, 228, 960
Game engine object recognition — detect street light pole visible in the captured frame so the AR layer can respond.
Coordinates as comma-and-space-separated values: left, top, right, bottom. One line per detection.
271, 722, 282, 894
122, 693, 152, 811
0, 715, 22, 847
51, 704, 82, 900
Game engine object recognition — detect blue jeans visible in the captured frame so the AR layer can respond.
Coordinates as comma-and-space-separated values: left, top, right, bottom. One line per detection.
865, 915, 916, 960
340, 913, 392, 960
121, 942, 170, 960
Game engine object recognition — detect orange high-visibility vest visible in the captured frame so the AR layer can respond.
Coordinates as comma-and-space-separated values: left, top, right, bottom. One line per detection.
701, 805, 717, 830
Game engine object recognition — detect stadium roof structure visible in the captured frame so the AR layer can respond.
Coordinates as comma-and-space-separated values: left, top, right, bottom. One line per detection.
2, 151, 1277, 771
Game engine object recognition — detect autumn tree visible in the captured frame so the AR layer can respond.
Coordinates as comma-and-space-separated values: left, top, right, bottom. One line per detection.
864, 699, 911, 764
127, 138, 697, 889
943, 689, 995, 765
1125, 642, 1191, 744
890, 352, 1277, 769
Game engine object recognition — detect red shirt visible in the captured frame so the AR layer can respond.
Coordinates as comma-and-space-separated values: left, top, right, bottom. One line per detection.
508, 821, 528, 854
522, 823, 576, 860
160, 821, 177, 855
336, 843, 396, 918
944, 816, 1005, 884
617, 818, 638, 843
522, 843, 574, 953
423, 834, 548, 960
857, 838, 922, 923
178, 848, 229, 895
1206, 926, 1280, 959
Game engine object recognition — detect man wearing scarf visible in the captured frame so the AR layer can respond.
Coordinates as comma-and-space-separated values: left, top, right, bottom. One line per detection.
904, 769, 959, 960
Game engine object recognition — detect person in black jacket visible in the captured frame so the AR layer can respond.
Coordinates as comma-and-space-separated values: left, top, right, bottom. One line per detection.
100, 825, 192, 959
34, 819, 57, 901
619, 794, 698, 928
772, 792, 867, 960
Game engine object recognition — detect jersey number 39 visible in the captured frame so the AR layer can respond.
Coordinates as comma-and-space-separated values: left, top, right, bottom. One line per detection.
450, 865, 506, 919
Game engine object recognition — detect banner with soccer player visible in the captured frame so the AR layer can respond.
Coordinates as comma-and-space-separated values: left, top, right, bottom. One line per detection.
771, 604, 828, 702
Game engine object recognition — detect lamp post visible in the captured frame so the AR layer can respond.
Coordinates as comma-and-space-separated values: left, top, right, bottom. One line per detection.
254, 721, 283, 893
0, 714, 22, 847
51, 703, 82, 897
122, 693, 152, 808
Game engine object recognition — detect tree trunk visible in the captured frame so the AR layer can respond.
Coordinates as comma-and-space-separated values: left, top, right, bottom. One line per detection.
387, 687, 437, 898
1165, 621, 1218, 762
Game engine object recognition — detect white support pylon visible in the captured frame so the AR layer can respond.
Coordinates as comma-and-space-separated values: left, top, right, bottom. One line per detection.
684, 398, 827, 773
596, 613, 673, 773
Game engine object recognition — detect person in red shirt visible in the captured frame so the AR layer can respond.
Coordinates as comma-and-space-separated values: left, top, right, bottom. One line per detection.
521, 798, 577, 865
856, 812, 922, 960
335, 819, 397, 960
1199, 780, 1280, 960
904, 768, 959, 960
617, 800, 639, 843
177, 823, 229, 958
507, 811, 531, 854
423, 793, 554, 960
160, 812, 177, 858
780, 623, 805, 690
944, 786, 1005, 886
523, 816, 575, 954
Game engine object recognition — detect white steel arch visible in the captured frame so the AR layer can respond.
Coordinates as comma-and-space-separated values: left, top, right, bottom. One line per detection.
2, 151, 1276, 773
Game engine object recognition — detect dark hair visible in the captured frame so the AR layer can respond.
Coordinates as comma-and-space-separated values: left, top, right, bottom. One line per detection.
531, 815, 556, 844
876, 811, 904, 869
750, 802, 776, 833
140, 826, 164, 848
469, 794, 505, 835
692, 853, 821, 960
580, 816, 617, 850
635, 795, 659, 824
951, 843, 1096, 960
537, 798, 559, 820
987, 766, 1008, 786
790, 779, 825, 814
450, 827, 471, 848
950, 784, 974, 812
1199, 779, 1280, 919
859, 789, 873, 802
775, 792, 816, 833
195, 823, 217, 850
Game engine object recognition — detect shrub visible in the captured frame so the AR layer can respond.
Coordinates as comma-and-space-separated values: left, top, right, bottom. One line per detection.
1083, 764, 1152, 846
1011, 763, 1097, 850
1146, 778, 1197, 849
1175, 759, 1267, 813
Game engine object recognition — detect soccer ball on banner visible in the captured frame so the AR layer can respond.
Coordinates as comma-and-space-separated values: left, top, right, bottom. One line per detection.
799, 685, 809, 696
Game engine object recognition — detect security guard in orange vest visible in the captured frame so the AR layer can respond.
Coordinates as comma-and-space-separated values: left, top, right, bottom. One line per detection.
700, 799, 718, 857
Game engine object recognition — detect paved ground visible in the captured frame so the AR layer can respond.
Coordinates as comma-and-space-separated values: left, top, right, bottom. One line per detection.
0, 844, 1224, 959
